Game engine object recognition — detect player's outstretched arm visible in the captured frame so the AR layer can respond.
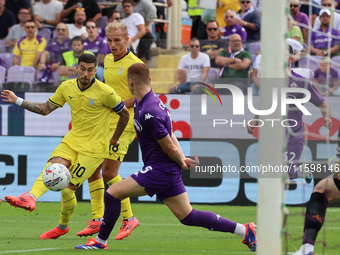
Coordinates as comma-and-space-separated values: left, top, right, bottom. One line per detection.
1, 89, 58, 116
110, 106, 130, 145
157, 134, 189, 170
318, 101, 332, 130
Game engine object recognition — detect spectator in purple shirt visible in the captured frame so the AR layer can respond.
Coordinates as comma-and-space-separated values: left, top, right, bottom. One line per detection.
335, 0, 340, 10
83, 19, 109, 81
290, 0, 310, 43
310, 9, 340, 57
314, 56, 339, 96
39, 22, 71, 73
221, 9, 247, 43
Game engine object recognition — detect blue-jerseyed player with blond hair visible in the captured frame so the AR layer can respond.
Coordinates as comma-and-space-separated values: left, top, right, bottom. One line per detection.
2, 53, 130, 239
75, 63, 257, 252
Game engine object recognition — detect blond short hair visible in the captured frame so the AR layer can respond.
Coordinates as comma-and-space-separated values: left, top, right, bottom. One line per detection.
105, 20, 128, 37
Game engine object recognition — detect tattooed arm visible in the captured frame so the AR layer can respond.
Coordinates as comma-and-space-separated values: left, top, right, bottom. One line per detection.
1, 90, 58, 116
110, 106, 130, 146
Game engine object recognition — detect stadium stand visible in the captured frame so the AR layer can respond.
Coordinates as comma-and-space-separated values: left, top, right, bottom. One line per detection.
0, 53, 14, 69
0, 65, 6, 90
4, 66, 36, 91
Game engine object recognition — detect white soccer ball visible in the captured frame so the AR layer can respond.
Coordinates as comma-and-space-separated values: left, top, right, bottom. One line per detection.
42, 163, 71, 191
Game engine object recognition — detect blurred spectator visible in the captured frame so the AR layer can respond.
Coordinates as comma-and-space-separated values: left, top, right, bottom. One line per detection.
13, 20, 46, 67
300, 0, 320, 27
120, 0, 146, 55
221, 9, 247, 43
153, 0, 169, 48
38, 22, 70, 73
61, 0, 102, 23
59, 36, 92, 80
5, 0, 31, 23
310, 9, 340, 57
314, 56, 339, 95
100, 10, 132, 50
66, 9, 88, 39
288, 16, 304, 47
216, 0, 240, 29
116, 0, 156, 60
252, 0, 262, 15
169, 38, 210, 94
33, 0, 63, 31
200, 20, 228, 69
314, 0, 340, 31
335, 0, 340, 10
186, 0, 204, 39
236, 0, 261, 42
250, 38, 303, 95
215, 33, 252, 94
99, 10, 121, 39
6, 7, 30, 48
290, 0, 309, 43
83, 19, 109, 81
0, 0, 16, 39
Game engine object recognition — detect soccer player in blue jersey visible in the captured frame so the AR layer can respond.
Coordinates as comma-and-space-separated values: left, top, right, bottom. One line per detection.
75, 63, 257, 252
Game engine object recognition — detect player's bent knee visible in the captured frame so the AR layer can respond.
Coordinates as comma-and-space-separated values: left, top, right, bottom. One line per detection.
102, 171, 118, 182
67, 182, 79, 191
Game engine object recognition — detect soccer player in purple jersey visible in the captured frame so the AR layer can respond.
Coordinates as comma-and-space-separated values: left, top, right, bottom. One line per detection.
247, 45, 332, 183
75, 63, 257, 252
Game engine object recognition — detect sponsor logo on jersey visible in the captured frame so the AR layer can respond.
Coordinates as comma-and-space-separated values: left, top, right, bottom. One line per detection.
134, 119, 143, 131
144, 113, 153, 120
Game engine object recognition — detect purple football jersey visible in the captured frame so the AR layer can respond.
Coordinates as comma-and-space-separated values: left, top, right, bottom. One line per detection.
45, 38, 71, 64
311, 27, 340, 49
222, 23, 247, 43
83, 35, 109, 57
287, 71, 324, 136
314, 66, 339, 86
134, 89, 178, 171
293, 12, 309, 31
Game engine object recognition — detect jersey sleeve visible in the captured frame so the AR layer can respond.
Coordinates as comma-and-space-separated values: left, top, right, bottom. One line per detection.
308, 82, 324, 107
37, 38, 47, 52
144, 113, 170, 140
12, 41, 21, 56
103, 87, 125, 113
48, 83, 66, 107
202, 53, 210, 67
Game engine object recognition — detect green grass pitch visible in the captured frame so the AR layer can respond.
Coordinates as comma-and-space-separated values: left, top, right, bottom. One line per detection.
1, 201, 340, 254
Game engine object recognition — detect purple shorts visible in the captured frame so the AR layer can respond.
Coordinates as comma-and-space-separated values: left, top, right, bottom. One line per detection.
131, 165, 186, 201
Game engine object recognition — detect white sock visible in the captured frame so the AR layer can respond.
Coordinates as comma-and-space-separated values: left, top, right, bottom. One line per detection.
28, 193, 37, 201
300, 243, 314, 254
95, 236, 107, 245
234, 223, 246, 239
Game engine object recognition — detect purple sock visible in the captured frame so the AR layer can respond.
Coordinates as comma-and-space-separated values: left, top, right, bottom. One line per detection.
180, 209, 237, 233
98, 191, 121, 241
289, 164, 299, 179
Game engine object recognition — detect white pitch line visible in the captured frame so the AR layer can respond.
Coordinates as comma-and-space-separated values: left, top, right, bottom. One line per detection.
0, 248, 64, 254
